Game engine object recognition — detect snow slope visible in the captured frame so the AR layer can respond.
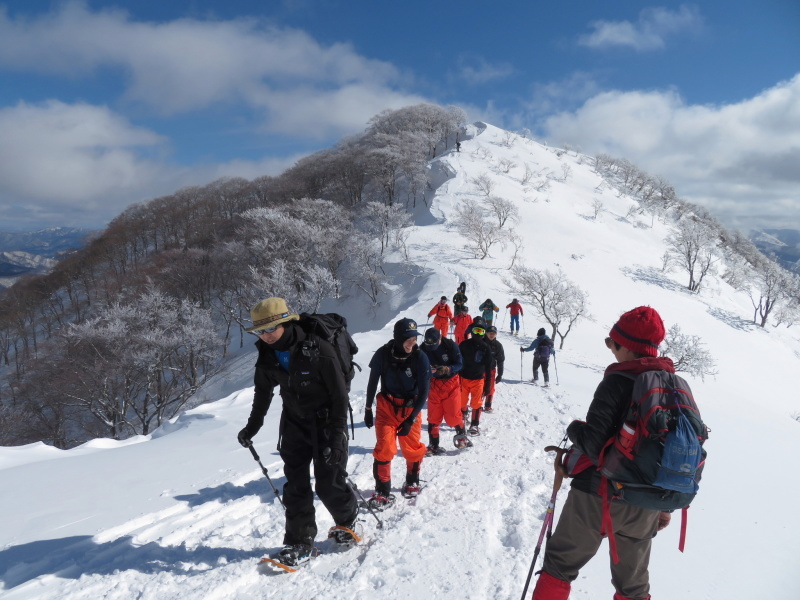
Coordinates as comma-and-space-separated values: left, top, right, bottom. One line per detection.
2, 123, 799, 599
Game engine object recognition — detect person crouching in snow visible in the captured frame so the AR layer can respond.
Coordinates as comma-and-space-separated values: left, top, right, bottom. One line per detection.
420, 328, 464, 455
364, 318, 431, 508
428, 296, 454, 339
484, 325, 505, 413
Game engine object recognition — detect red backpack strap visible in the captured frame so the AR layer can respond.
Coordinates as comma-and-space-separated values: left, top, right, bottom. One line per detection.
599, 476, 620, 564
679, 506, 688, 553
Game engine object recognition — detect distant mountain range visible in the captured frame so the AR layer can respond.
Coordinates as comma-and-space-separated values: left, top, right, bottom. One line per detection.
751, 229, 800, 274
0, 227, 94, 289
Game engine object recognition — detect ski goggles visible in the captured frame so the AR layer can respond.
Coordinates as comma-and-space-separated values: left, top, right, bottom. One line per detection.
252, 324, 281, 335
472, 326, 486, 336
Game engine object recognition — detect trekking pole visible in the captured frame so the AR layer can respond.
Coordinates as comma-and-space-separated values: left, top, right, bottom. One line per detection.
521, 314, 526, 336
553, 354, 559, 386
347, 477, 384, 529
246, 442, 286, 510
501, 307, 508, 328
520, 442, 568, 600
520, 349, 524, 382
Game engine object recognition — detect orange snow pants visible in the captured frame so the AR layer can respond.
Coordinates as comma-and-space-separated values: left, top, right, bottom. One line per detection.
427, 375, 463, 428
433, 316, 450, 339
373, 393, 427, 464
487, 367, 497, 396
460, 376, 485, 411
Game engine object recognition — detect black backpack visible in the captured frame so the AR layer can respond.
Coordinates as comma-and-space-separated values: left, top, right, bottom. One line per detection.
298, 313, 360, 392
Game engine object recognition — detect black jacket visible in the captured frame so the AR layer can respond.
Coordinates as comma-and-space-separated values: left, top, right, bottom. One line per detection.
245, 322, 349, 435
458, 336, 494, 381
486, 337, 505, 379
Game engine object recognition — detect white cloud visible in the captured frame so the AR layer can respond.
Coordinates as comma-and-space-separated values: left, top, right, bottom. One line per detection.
0, 2, 420, 138
541, 74, 800, 229
0, 100, 311, 230
579, 4, 703, 51
454, 55, 514, 86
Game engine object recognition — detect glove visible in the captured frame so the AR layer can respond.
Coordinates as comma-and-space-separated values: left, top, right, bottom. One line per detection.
657, 512, 672, 531
435, 365, 451, 376
237, 427, 253, 448
323, 429, 348, 466
520, 347, 525, 352
364, 408, 374, 429
495, 375, 502, 383
396, 417, 414, 437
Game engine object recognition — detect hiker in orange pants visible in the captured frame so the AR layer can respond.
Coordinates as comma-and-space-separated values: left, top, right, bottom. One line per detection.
364, 318, 431, 506
428, 296, 454, 339
458, 324, 493, 436
420, 328, 464, 454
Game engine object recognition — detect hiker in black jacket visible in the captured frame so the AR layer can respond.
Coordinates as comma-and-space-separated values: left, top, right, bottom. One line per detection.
458, 324, 493, 436
530, 307, 674, 600
484, 325, 505, 412
522, 327, 555, 386
237, 297, 358, 566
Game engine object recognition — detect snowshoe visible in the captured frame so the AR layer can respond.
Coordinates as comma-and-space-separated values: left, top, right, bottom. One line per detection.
327, 522, 363, 547
426, 444, 446, 456
453, 433, 473, 449
468, 424, 481, 436
366, 492, 396, 512
260, 544, 317, 572
483, 406, 494, 413
401, 483, 422, 498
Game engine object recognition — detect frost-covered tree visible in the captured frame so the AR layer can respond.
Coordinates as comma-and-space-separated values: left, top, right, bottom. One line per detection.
503, 266, 589, 348
665, 217, 720, 292
471, 173, 495, 196
486, 195, 519, 228
58, 290, 223, 438
453, 199, 505, 259
661, 324, 717, 381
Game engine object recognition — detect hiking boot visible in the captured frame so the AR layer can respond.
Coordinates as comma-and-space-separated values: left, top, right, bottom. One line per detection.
367, 492, 396, 511
483, 406, 494, 413
277, 543, 315, 567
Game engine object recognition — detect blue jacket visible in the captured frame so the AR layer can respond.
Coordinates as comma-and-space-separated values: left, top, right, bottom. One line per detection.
522, 335, 555, 358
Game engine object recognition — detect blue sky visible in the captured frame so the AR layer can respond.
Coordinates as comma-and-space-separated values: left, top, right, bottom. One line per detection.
0, 0, 798, 231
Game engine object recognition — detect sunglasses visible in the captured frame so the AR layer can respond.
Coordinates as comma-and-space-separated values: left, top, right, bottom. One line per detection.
472, 326, 486, 336
252, 324, 281, 335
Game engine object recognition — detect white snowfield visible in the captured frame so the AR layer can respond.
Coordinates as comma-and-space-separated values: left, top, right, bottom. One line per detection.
2, 123, 799, 599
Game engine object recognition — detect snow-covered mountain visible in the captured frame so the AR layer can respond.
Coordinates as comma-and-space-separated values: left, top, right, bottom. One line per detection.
751, 228, 800, 274
1, 123, 799, 600
0, 227, 92, 289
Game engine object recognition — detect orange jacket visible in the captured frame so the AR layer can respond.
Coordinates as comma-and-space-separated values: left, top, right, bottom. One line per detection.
428, 302, 453, 321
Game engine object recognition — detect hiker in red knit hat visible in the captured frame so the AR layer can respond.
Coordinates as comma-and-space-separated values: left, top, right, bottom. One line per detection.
530, 306, 674, 600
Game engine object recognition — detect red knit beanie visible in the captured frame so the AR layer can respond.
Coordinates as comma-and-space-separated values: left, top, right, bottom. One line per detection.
609, 306, 665, 357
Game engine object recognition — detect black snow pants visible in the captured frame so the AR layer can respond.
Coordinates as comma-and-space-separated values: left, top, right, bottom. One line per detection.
279, 413, 357, 546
